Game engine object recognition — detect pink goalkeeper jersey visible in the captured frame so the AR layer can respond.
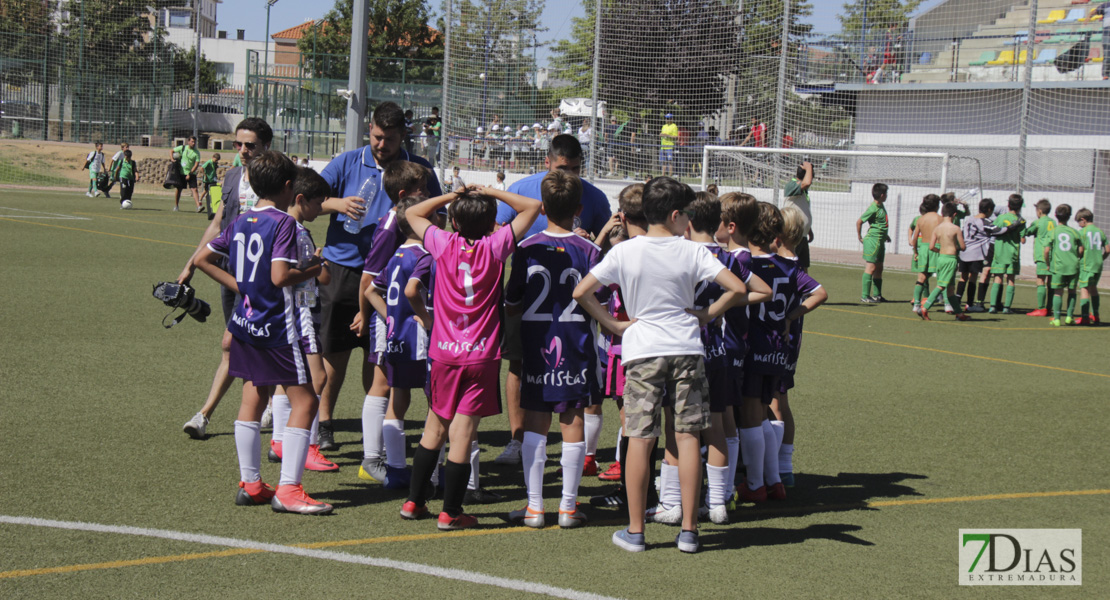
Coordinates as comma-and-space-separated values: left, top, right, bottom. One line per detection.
424, 224, 516, 365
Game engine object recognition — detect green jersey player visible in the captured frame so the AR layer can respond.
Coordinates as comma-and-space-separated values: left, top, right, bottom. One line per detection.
1045, 204, 1082, 326
856, 183, 890, 303
988, 194, 1026, 314
1022, 199, 1056, 315
1076, 208, 1110, 325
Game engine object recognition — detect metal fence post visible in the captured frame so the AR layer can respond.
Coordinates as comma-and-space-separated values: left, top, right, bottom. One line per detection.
588, 0, 602, 182
345, 0, 369, 152
772, 0, 791, 204
1017, 0, 1038, 194
439, 0, 453, 182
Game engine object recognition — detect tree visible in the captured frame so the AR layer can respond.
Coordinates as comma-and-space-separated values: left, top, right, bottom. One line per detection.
838, 0, 923, 40
0, 0, 54, 86
170, 47, 229, 94
298, 0, 444, 83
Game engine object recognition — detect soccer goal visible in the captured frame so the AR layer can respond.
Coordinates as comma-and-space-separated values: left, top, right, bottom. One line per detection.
700, 145, 984, 257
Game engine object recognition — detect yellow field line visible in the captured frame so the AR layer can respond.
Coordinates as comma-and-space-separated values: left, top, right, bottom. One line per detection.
75, 212, 207, 231
2, 489, 1106, 580
822, 306, 1065, 331
0, 216, 194, 248
808, 330, 1110, 379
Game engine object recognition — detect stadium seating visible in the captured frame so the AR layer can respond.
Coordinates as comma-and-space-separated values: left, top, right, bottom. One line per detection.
1033, 48, 1059, 64
1061, 8, 1086, 23
1038, 10, 1068, 24
970, 51, 998, 66
987, 50, 1016, 65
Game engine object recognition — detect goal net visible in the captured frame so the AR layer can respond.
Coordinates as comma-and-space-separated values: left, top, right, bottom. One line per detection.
701, 145, 989, 259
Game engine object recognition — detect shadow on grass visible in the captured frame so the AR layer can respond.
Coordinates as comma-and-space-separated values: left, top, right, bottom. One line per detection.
700, 523, 874, 550
730, 471, 929, 523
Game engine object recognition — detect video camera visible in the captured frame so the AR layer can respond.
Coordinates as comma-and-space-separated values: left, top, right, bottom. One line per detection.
152, 281, 211, 328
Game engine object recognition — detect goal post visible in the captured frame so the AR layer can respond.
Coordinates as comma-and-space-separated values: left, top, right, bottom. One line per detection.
698, 145, 991, 258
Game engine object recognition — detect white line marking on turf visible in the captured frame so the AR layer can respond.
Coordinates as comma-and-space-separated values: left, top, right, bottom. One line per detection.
0, 515, 623, 600
0, 207, 89, 220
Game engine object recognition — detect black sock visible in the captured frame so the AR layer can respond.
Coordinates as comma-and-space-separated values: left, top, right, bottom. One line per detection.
976, 280, 988, 303
408, 444, 440, 506
956, 280, 966, 300
442, 459, 471, 517
966, 280, 977, 304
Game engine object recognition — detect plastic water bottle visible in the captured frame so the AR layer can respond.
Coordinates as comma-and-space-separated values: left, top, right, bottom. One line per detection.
343, 175, 379, 234
294, 228, 317, 308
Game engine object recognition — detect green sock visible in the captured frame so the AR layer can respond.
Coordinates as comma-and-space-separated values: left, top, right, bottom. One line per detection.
913, 283, 924, 305
1080, 299, 1091, 319
873, 278, 883, 298
924, 287, 943, 310
990, 283, 1002, 308
1004, 285, 1015, 309
862, 273, 873, 299
1067, 293, 1076, 319
1053, 295, 1063, 320
1093, 296, 1100, 318
1036, 285, 1047, 309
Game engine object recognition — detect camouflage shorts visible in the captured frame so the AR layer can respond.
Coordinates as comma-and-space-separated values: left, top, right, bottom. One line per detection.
622, 355, 710, 438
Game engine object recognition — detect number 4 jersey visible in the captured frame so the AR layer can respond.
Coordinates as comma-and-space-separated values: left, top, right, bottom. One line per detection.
208, 206, 299, 348
505, 231, 602, 403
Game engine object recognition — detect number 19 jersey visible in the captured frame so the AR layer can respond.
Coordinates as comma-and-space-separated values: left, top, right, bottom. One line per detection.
207, 206, 298, 348
505, 231, 602, 403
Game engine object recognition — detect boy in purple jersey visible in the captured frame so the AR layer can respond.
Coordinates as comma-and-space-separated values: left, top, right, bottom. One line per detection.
770, 207, 828, 488
355, 161, 429, 485
268, 167, 339, 474
649, 192, 769, 526
574, 177, 759, 554
194, 152, 333, 515
400, 185, 542, 530
719, 192, 761, 495
366, 196, 435, 489
504, 170, 600, 529
737, 203, 822, 505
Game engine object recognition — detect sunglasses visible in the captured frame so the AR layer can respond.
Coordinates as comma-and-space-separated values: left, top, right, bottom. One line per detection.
232, 141, 258, 150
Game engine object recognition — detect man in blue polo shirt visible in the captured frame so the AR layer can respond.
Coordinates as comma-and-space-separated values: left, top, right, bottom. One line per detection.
492, 133, 612, 465
316, 101, 442, 450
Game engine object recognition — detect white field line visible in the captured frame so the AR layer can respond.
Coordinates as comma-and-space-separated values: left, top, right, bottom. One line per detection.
0, 207, 89, 220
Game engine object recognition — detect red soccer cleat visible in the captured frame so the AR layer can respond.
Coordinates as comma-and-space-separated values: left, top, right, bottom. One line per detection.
1074, 317, 1085, 325
767, 482, 787, 501
598, 461, 622, 481
738, 480, 767, 503
437, 512, 478, 531
955, 313, 971, 321
235, 480, 276, 505
1027, 308, 1049, 317
271, 484, 333, 515
400, 501, 429, 520
582, 455, 599, 477
304, 444, 339, 472
268, 440, 282, 463
920, 307, 930, 321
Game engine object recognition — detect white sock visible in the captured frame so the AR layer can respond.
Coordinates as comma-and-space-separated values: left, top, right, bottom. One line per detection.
309, 407, 320, 445
770, 420, 785, 452
761, 420, 781, 486
361, 395, 388, 459
382, 419, 406, 468
726, 436, 740, 491
659, 461, 681, 509
522, 431, 546, 511
584, 413, 602, 456
279, 427, 310, 486
559, 441, 585, 512
739, 426, 764, 490
780, 443, 794, 473
614, 426, 623, 463
234, 420, 262, 483
467, 440, 480, 490
271, 394, 290, 443
706, 464, 730, 508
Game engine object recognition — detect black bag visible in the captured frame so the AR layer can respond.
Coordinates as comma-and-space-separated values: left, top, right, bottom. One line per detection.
1056, 35, 1091, 74
163, 160, 185, 189
95, 172, 111, 192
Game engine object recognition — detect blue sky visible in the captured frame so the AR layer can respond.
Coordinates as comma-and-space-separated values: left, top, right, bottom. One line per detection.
218, 0, 863, 58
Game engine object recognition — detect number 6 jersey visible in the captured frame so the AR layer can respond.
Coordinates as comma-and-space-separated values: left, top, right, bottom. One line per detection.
208, 206, 299, 348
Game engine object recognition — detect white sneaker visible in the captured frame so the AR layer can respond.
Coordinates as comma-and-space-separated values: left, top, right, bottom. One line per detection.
706, 504, 729, 524
183, 412, 208, 439
85, 192, 94, 197
912, 305, 921, 315
94, 190, 102, 197
645, 503, 682, 524
944, 305, 955, 314
260, 405, 273, 428
494, 439, 522, 465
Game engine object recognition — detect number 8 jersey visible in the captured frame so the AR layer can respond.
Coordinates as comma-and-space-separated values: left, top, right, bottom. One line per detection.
208, 206, 299, 348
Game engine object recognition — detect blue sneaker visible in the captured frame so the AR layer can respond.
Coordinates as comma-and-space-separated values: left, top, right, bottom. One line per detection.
612, 528, 646, 552
675, 529, 699, 553
383, 465, 411, 490
780, 472, 795, 488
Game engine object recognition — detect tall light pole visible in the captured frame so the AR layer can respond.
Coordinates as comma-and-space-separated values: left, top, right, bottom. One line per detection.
264, 0, 279, 121
193, 0, 202, 140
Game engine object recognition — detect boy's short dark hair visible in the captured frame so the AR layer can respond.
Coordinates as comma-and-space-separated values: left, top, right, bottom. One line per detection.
123, 149, 132, 158
922, 193, 941, 212
720, 192, 758, 236
705, 183, 718, 196
1035, 199, 1052, 215
246, 151, 297, 199
796, 165, 808, 180
1055, 203, 1072, 223
540, 169, 582, 222
872, 183, 888, 200
371, 101, 406, 134
293, 166, 330, 203
394, 195, 426, 240
1076, 207, 1094, 223
1008, 193, 1024, 212
979, 198, 995, 215
213, 152, 221, 160
642, 177, 695, 225
918, 202, 929, 215
749, 202, 784, 248
383, 160, 429, 205
940, 192, 955, 204
496, 171, 505, 181
235, 117, 274, 146
689, 191, 721, 235
548, 134, 583, 162
618, 183, 647, 228
941, 202, 958, 218
448, 191, 498, 240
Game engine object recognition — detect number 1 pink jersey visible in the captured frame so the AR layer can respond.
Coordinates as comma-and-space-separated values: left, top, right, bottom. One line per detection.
423, 224, 516, 365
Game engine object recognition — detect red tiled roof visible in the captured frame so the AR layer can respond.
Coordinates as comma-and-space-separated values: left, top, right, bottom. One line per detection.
271, 19, 440, 44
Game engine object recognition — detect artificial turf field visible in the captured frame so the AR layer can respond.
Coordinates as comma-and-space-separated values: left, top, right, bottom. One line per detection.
1, 188, 1107, 599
